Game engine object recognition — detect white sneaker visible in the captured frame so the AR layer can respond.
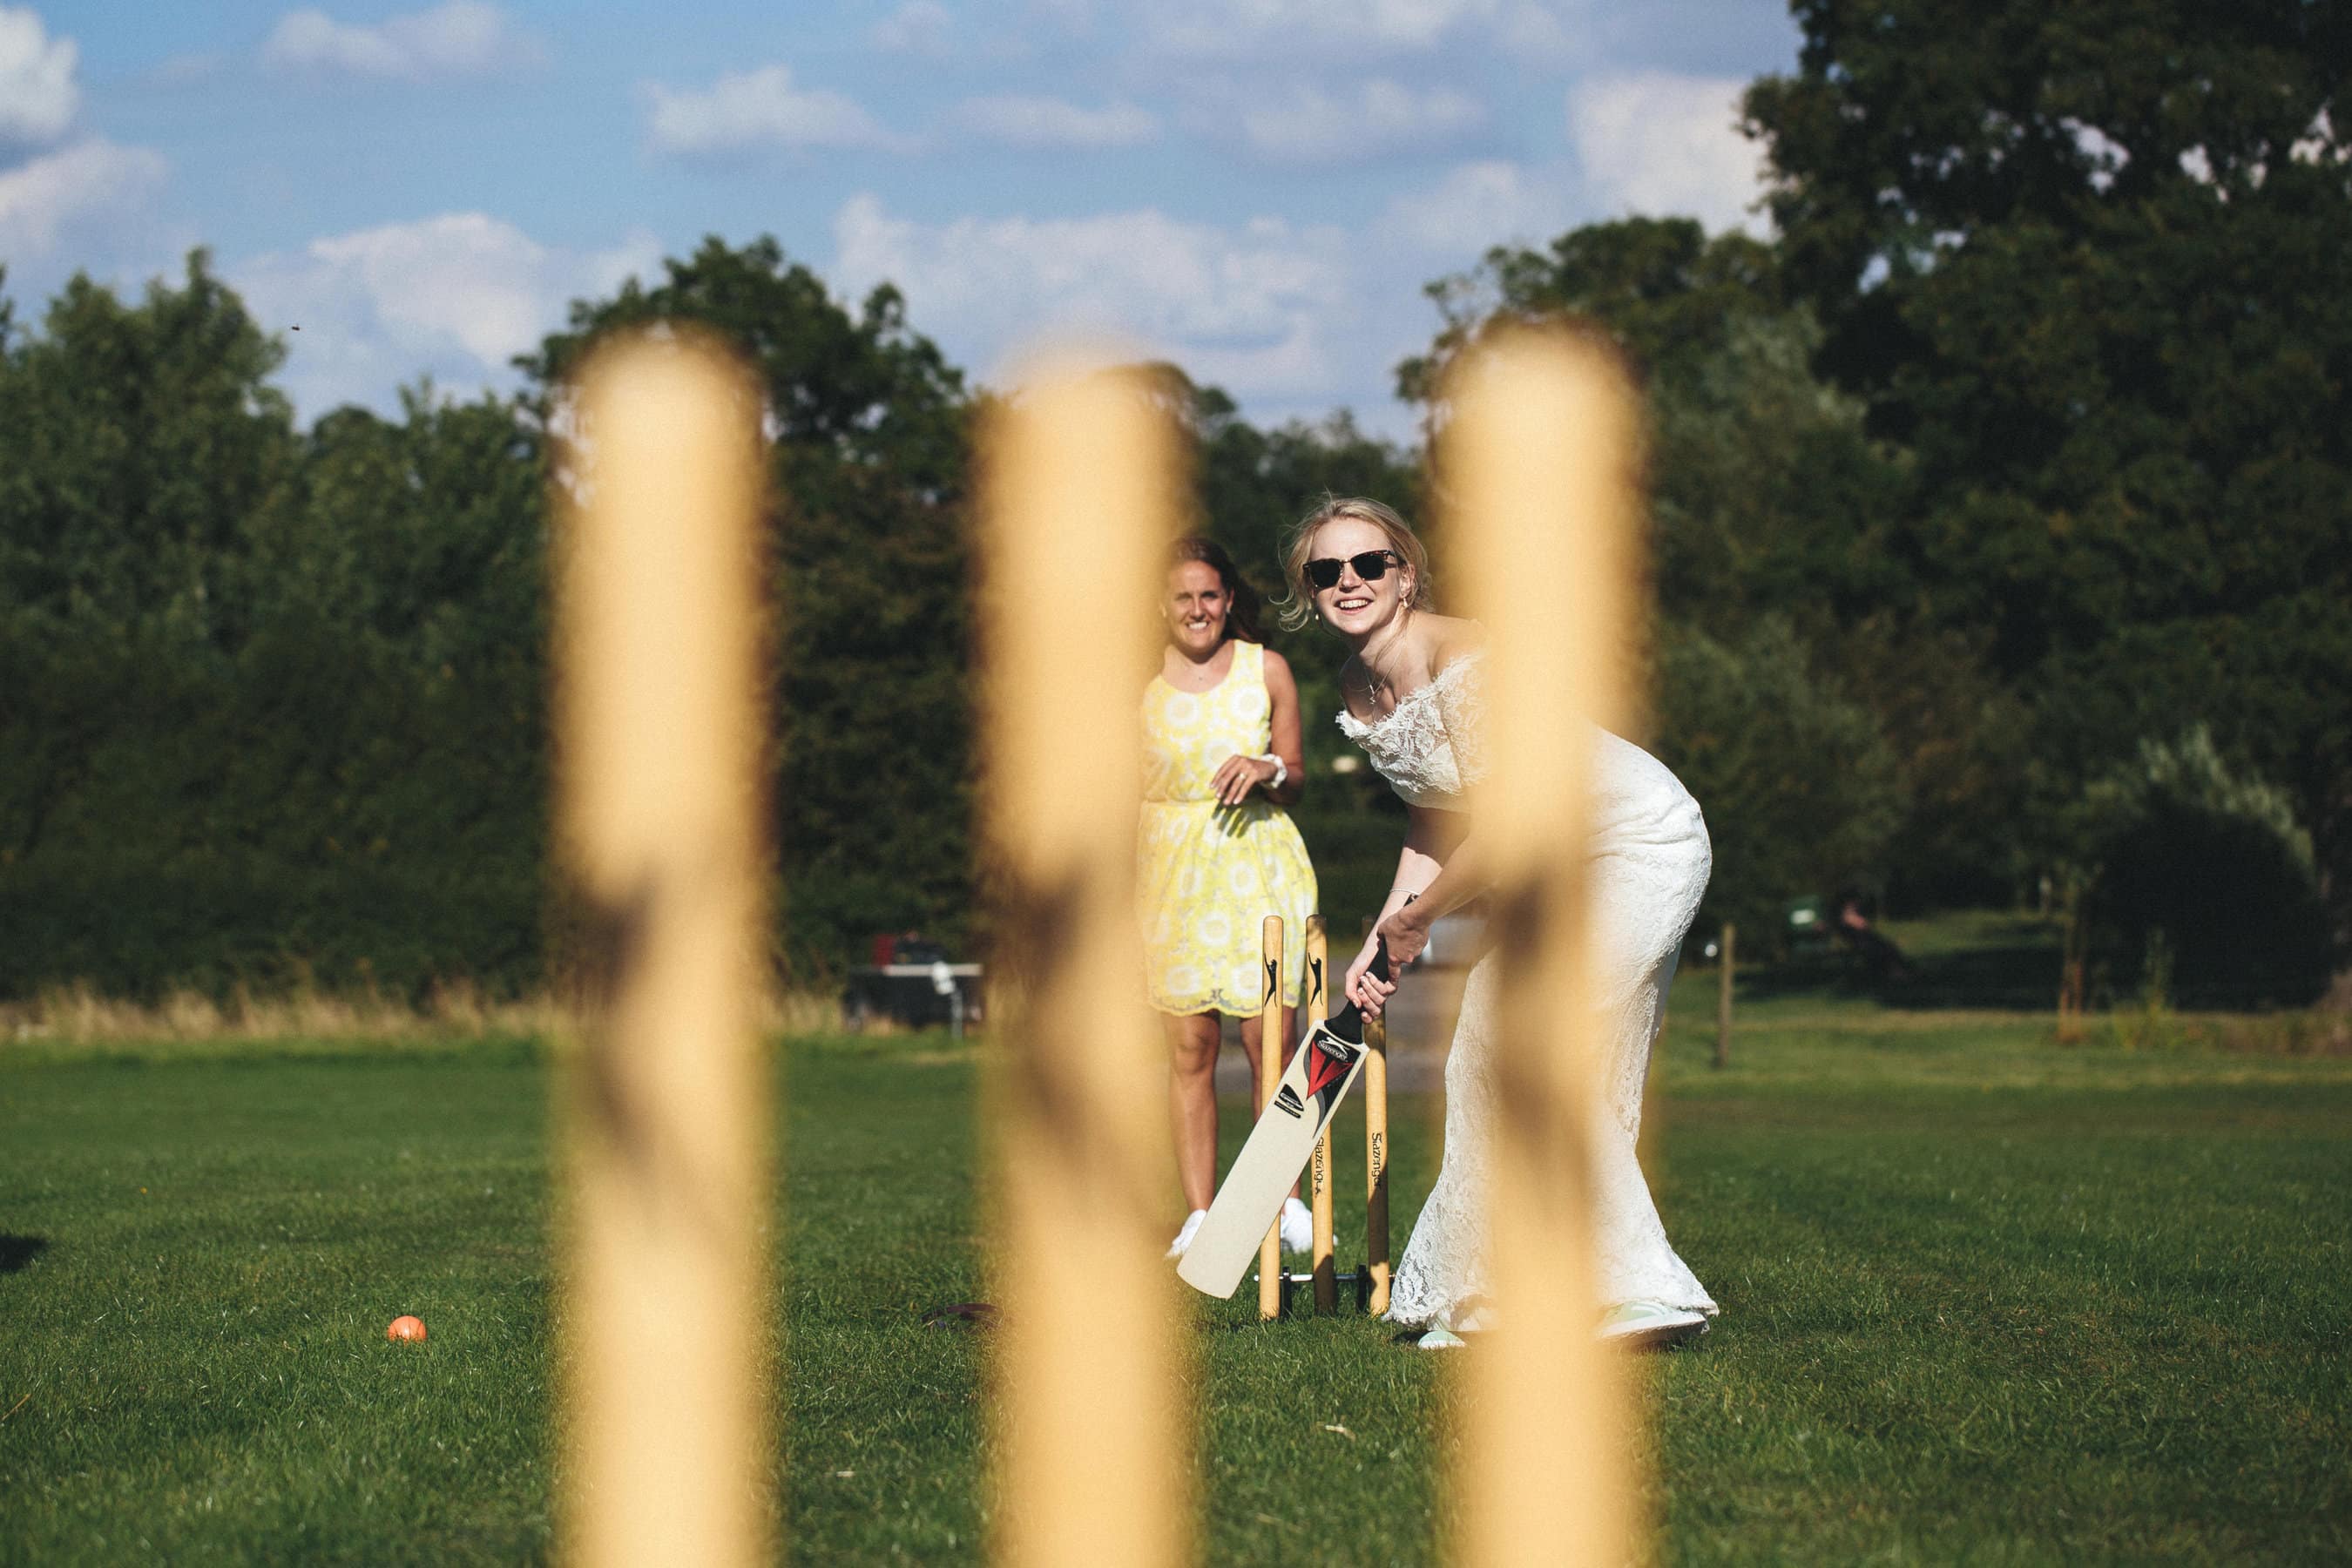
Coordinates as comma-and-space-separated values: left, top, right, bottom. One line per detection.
1279, 1197, 1313, 1253
1598, 1300, 1708, 1348
1165, 1209, 1208, 1260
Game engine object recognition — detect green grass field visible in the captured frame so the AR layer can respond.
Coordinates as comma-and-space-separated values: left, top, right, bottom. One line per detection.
4, 917, 2349, 1564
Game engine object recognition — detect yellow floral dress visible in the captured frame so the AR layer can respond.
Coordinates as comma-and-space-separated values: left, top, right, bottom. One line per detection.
1138, 639, 1318, 1013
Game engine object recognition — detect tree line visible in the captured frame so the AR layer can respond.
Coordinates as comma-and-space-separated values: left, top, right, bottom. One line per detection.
2, 1, 2343, 1008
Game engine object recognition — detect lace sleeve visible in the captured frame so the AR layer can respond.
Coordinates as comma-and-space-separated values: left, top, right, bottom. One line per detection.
1431, 652, 1490, 786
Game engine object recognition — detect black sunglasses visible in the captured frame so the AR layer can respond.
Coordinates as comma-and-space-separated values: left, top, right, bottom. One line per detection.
1305, 550, 1402, 591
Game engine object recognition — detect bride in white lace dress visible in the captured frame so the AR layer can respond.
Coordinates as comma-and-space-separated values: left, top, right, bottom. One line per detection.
1279, 497, 1716, 1347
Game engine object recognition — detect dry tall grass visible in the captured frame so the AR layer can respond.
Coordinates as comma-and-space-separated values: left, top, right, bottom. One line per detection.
3, 981, 845, 1045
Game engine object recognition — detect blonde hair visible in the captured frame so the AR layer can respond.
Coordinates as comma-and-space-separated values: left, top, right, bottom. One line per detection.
1274, 496, 1434, 632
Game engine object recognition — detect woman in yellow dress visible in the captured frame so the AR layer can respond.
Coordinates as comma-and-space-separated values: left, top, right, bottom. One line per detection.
1140, 537, 1319, 1260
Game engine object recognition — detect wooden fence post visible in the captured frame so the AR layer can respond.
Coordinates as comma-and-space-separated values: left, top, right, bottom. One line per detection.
1714, 923, 1735, 1071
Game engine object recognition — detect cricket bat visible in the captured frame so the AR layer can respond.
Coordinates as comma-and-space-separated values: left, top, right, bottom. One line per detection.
1176, 935, 1389, 1300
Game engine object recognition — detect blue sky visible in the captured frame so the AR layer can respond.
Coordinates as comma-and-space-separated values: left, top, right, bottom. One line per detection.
3, 2, 1801, 436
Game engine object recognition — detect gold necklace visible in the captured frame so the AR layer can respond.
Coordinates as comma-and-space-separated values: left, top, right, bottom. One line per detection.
1353, 618, 1411, 710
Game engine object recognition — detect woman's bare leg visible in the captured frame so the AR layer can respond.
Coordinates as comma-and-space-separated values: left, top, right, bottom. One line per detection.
1166, 1011, 1223, 1213
1233, 1004, 1298, 1102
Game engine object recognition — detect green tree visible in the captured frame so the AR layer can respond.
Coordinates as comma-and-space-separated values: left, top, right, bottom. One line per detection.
1746, 0, 2352, 1000
2, 239, 1452, 998
521, 237, 977, 968
0, 253, 298, 878
1817, 616, 2033, 908
226, 390, 549, 884
0, 254, 555, 998
1397, 218, 1992, 913
0, 252, 295, 633
1399, 217, 1916, 628
1651, 618, 1908, 945
2067, 727, 2328, 1006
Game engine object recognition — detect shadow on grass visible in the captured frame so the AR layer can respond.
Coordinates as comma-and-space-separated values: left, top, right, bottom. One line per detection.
0, 1234, 50, 1273
1740, 916, 2061, 1010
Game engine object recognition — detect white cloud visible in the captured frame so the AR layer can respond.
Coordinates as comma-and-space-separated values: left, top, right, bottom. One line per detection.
0, 138, 167, 257
831, 193, 1353, 397
1494, 2, 1577, 61
1145, 0, 1573, 59
1234, 78, 1481, 162
261, 2, 540, 82
1566, 71, 1766, 236
0, 6, 78, 145
645, 65, 908, 157
1381, 159, 1570, 253
233, 213, 660, 418
1147, 0, 1514, 55
873, 0, 953, 55
952, 95, 1156, 151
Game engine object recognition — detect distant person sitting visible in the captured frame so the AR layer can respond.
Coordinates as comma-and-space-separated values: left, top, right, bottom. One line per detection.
892, 931, 947, 966
1832, 888, 1912, 983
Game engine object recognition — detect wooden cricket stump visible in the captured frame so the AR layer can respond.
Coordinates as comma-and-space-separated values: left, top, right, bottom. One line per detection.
1449, 327, 1642, 1568
1258, 913, 1390, 1318
978, 362, 1186, 1568
1308, 916, 1336, 1313
552, 330, 771, 1568
1364, 1005, 1390, 1315
1256, 916, 1285, 1321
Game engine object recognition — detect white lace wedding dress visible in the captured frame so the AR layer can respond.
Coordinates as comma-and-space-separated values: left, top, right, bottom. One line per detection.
1336, 652, 1717, 1329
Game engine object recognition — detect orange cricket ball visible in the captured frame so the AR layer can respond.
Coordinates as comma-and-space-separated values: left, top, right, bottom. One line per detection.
387, 1315, 428, 1343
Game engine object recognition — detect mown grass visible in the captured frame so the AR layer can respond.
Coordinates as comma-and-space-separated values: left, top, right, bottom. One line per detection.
3, 940, 2349, 1564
